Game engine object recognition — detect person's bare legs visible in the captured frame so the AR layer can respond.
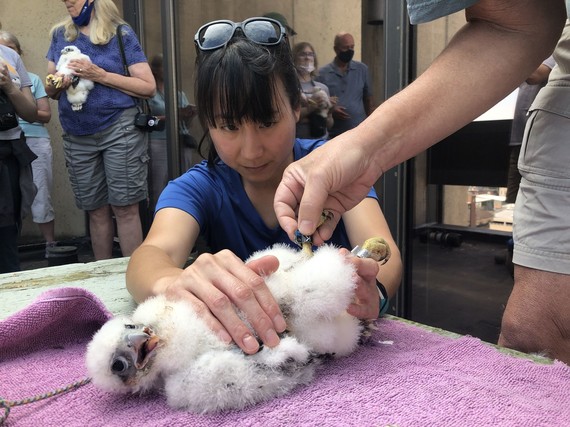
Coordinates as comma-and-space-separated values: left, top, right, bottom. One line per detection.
37, 220, 55, 244
499, 265, 570, 364
88, 205, 114, 260
112, 203, 143, 257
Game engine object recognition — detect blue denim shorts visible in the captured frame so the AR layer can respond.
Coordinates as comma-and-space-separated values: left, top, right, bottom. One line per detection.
513, 89, 570, 274
62, 107, 149, 211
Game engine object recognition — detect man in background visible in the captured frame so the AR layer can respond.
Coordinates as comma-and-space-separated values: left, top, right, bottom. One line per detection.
317, 32, 372, 138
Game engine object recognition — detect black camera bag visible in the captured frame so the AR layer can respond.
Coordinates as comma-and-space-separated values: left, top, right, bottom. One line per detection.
0, 90, 19, 131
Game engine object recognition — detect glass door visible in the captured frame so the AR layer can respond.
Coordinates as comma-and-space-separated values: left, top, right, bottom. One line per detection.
406, 13, 515, 344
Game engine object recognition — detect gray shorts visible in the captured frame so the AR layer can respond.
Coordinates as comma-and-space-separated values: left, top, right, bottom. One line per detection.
513, 105, 570, 274
62, 107, 149, 211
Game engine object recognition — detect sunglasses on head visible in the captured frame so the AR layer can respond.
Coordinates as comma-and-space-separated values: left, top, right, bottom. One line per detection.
194, 17, 287, 52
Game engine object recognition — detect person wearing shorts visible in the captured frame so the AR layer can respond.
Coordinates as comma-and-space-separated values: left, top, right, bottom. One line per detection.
500, 22, 570, 361
45, 0, 155, 260
0, 30, 57, 253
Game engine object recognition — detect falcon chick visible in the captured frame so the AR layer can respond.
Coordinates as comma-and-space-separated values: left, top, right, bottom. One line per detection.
86, 239, 389, 413
46, 46, 94, 111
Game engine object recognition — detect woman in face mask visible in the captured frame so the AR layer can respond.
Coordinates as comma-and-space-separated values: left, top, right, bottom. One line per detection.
292, 42, 334, 140
45, 0, 156, 261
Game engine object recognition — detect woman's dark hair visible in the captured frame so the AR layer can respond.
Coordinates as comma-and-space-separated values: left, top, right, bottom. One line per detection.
194, 36, 301, 165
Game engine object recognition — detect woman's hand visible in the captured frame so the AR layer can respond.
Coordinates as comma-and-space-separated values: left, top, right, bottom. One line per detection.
0, 65, 13, 92
162, 250, 286, 355
68, 59, 101, 82
1, 64, 38, 122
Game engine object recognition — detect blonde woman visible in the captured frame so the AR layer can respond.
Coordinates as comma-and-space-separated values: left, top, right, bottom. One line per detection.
45, 0, 156, 260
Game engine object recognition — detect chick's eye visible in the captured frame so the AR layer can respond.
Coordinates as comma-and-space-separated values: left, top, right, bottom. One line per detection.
111, 356, 130, 374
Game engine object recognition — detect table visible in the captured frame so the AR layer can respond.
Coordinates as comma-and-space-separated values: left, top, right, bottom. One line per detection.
1, 259, 569, 427
0, 258, 135, 320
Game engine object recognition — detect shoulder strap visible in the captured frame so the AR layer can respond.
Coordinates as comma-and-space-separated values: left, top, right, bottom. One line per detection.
116, 24, 150, 112
116, 24, 130, 77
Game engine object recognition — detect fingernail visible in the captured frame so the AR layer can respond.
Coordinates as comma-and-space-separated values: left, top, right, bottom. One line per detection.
243, 334, 259, 353
299, 220, 315, 235
273, 315, 287, 333
264, 328, 280, 347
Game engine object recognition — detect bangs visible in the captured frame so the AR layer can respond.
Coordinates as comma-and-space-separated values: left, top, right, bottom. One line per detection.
196, 44, 285, 129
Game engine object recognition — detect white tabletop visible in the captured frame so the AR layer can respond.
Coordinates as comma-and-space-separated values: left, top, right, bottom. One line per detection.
0, 258, 137, 320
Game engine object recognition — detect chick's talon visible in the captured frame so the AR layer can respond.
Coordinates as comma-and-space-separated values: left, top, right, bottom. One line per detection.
46, 74, 63, 89
318, 210, 334, 227
361, 237, 391, 265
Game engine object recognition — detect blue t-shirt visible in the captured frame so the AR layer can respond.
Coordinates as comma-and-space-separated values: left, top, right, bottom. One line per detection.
156, 138, 378, 260
46, 26, 148, 135
406, 0, 478, 25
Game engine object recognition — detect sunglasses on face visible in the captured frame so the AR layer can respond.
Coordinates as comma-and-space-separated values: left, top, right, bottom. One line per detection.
194, 17, 287, 52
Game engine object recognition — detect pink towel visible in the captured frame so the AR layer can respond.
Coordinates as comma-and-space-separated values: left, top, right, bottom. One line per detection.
1, 287, 569, 427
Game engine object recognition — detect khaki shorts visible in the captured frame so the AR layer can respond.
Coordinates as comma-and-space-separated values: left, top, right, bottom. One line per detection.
513, 106, 570, 274
62, 107, 149, 211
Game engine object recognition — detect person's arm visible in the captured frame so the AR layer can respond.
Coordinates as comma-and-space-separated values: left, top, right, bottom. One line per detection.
126, 207, 285, 355
274, 0, 566, 244
0, 65, 37, 123
35, 96, 51, 124
341, 197, 402, 319
66, 59, 156, 99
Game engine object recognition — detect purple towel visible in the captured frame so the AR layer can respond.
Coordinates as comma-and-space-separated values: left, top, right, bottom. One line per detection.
1, 287, 569, 427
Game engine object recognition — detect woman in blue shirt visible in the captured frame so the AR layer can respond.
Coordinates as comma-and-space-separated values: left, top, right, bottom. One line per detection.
127, 17, 402, 355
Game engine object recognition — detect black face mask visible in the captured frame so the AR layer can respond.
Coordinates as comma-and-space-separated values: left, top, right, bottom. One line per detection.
337, 49, 354, 64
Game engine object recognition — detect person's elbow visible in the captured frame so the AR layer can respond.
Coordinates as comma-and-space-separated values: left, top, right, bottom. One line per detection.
467, 1, 565, 65
137, 82, 156, 99
144, 81, 157, 98
38, 110, 51, 124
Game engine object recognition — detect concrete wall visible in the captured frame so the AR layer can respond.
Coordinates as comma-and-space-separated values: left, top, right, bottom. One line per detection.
0, 0, 364, 243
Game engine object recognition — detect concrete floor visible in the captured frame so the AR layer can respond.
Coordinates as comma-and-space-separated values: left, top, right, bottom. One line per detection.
18, 237, 121, 271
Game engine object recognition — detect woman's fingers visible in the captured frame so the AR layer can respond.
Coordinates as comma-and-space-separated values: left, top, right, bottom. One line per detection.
171, 251, 284, 354
245, 255, 287, 331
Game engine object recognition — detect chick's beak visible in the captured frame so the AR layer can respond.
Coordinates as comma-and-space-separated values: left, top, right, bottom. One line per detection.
124, 327, 160, 369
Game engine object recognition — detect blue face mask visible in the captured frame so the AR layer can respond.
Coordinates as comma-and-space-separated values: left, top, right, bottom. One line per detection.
72, 0, 95, 27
